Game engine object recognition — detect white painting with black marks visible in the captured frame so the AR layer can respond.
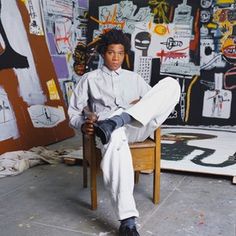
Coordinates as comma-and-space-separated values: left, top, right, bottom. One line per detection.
1, 0, 46, 105
0, 86, 19, 141
27, 105, 66, 128
161, 126, 236, 176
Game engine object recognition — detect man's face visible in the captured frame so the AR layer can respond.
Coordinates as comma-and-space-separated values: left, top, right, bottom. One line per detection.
103, 44, 125, 71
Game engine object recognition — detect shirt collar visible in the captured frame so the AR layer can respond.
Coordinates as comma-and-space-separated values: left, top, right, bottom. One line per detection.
101, 65, 122, 76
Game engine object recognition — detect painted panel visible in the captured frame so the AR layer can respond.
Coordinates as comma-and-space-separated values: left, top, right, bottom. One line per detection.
86, 0, 235, 126
0, 0, 74, 154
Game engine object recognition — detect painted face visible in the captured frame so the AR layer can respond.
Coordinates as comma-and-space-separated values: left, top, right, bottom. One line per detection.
103, 44, 125, 71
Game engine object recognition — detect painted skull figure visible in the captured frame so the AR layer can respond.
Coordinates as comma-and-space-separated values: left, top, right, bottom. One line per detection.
200, 10, 211, 23
134, 31, 151, 56
200, 0, 213, 8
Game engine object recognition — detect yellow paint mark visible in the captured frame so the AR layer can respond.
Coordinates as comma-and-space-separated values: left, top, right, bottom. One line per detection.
125, 54, 130, 69
216, 0, 234, 4
47, 79, 60, 100
89, 7, 125, 29
87, 36, 101, 47
153, 24, 167, 35
206, 22, 218, 29
185, 75, 199, 123
67, 52, 72, 61
148, 20, 152, 30
111, 5, 117, 22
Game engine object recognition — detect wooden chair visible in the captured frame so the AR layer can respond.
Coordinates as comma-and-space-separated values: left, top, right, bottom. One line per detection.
82, 127, 161, 210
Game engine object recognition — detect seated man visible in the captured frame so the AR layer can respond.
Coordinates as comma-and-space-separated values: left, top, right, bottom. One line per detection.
68, 29, 180, 236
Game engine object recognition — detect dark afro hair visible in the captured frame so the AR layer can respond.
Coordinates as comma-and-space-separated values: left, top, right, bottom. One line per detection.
96, 29, 131, 55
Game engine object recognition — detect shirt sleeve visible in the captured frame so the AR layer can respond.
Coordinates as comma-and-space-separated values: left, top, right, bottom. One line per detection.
67, 74, 89, 130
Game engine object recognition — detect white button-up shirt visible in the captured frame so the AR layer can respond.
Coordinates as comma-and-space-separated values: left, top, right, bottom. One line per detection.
68, 65, 151, 129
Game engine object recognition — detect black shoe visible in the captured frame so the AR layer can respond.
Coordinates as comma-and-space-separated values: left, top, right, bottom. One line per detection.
119, 225, 140, 236
94, 119, 116, 144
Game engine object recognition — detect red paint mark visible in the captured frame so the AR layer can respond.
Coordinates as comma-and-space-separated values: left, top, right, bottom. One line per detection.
190, 8, 200, 51
157, 47, 189, 63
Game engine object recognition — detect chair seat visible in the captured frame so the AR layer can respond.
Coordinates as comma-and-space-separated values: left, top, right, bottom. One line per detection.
129, 138, 156, 148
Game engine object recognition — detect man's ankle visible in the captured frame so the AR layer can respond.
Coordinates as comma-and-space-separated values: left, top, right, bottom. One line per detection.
120, 216, 136, 229
110, 113, 132, 128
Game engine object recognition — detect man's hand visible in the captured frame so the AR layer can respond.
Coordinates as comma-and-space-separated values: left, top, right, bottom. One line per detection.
81, 113, 98, 135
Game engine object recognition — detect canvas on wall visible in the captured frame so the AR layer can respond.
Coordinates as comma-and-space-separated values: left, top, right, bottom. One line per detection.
40, 0, 89, 105
86, 0, 236, 126
0, 0, 74, 154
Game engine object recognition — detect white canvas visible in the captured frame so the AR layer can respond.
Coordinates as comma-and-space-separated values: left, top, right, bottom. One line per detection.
161, 126, 236, 177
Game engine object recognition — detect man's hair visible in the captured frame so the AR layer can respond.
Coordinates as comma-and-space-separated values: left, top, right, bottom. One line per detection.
96, 29, 131, 55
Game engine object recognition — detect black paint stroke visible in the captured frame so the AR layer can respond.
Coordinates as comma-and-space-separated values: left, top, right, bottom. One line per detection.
0, 0, 29, 70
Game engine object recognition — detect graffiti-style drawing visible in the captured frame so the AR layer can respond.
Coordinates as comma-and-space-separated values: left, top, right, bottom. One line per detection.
158, 0, 200, 78
200, 0, 212, 9
179, 79, 186, 121
28, 105, 66, 128
41, 0, 89, 104
73, 42, 87, 76
0, 86, 19, 141
161, 37, 183, 50
42, 0, 73, 17
23, 0, 44, 35
54, 17, 73, 54
87, 0, 235, 126
134, 31, 152, 84
0, 0, 29, 70
46, 79, 60, 100
222, 25, 236, 64
0, 0, 74, 154
1, 0, 45, 105
162, 131, 236, 167
203, 73, 232, 118
160, 126, 236, 176
64, 80, 74, 106
223, 66, 236, 90
93, 5, 125, 32
200, 27, 226, 70
95, 2, 151, 34
148, 0, 170, 24
200, 1, 236, 122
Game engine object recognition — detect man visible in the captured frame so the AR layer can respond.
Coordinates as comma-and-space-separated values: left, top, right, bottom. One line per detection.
68, 29, 180, 236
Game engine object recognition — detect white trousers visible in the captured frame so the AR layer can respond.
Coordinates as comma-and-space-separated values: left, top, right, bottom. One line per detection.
99, 77, 181, 220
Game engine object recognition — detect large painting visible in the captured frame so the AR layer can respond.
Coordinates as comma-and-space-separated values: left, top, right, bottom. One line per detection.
161, 126, 236, 177
40, 0, 89, 105
0, 0, 74, 154
86, 0, 236, 126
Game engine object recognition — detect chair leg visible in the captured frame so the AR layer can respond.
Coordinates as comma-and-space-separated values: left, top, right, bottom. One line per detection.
90, 137, 98, 210
83, 158, 88, 188
153, 165, 160, 204
153, 148, 161, 204
90, 162, 98, 210
153, 129, 161, 204
134, 171, 140, 184
82, 135, 88, 188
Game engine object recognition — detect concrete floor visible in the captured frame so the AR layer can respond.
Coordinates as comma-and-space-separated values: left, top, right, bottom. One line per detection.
0, 133, 235, 236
